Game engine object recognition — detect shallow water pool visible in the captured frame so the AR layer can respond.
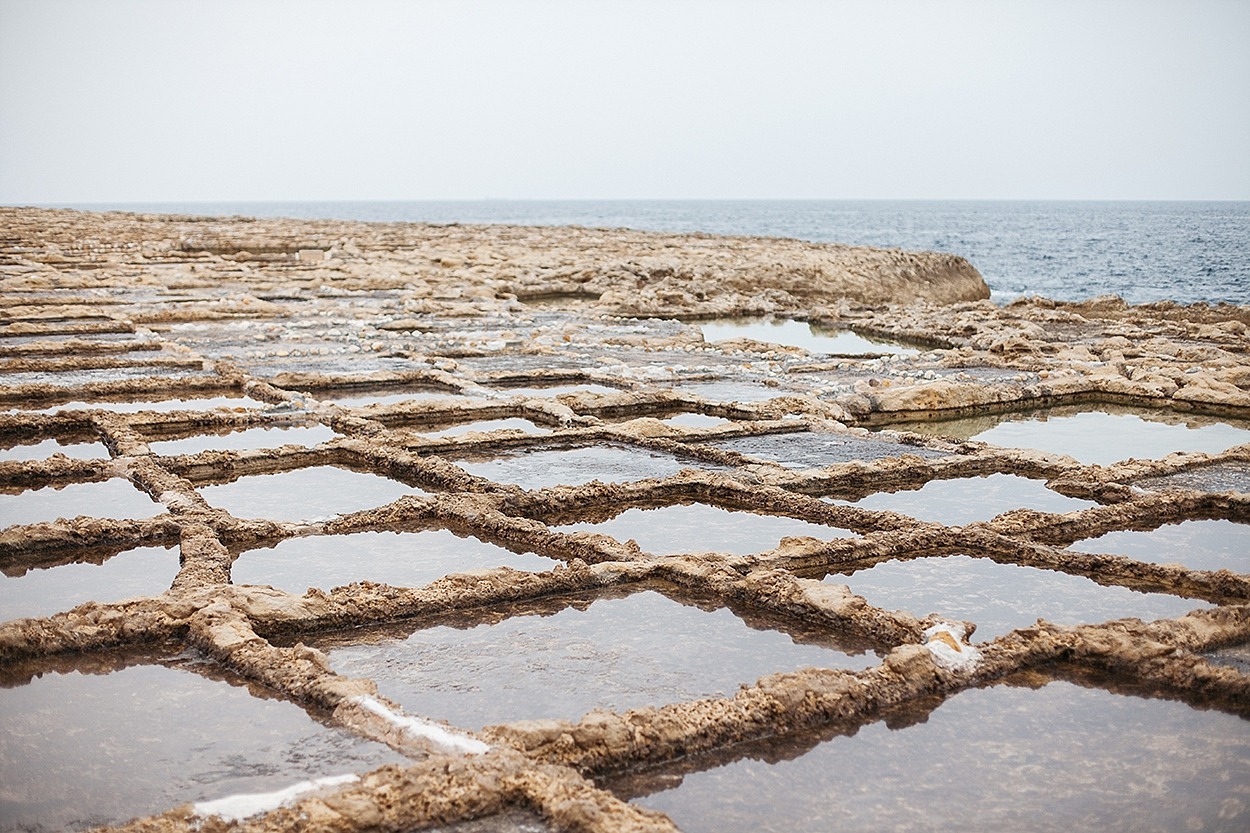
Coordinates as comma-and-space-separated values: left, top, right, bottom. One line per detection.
420, 418, 550, 439
232, 529, 557, 593
700, 318, 920, 356
0, 655, 405, 831
1069, 519, 1249, 574
18, 394, 270, 415
608, 678, 1250, 833
708, 431, 947, 468
0, 436, 108, 462
311, 589, 877, 730
1, 544, 179, 621
456, 445, 706, 490
828, 473, 1096, 525
0, 478, 165, 529
555, 503, 854, 556
198, 466, 426, 522
823, 554, 1209, 641
490, 383, 623, 399
148, 424, 340, 456
320, 388, 469, 407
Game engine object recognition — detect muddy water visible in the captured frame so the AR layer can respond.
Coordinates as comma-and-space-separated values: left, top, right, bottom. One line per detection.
198, 466, 426, 522
232, 530, 557, 594
310, 589, 878, 730
148, 424, 340, 455
1069, 519, 1250, 574
1, 544, 179, 621
455, 445, 711, 490
886, 407, 1250, 465
555, 503, 854, 556
0, 437, 108, 462
421, 418, 550, 438
16, 394, 269, 415
0, 478, 165, 528
700, 318, 920, 356
822, 555, 1210, 641
0, 653, 406, 832
828, 473, 1096, 525
608, 678, 1250, 833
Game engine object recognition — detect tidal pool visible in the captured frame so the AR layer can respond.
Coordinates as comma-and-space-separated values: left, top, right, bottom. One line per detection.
884, 406, 1250, 465
555, 503, 854, 556
700, 318, 920, 356
707, 431, 947, 468
310, 589, 877, 730
147, 424, 340, 456
0, 654, 405, 832
1069, 519, 1249, 574
0, 436, 108, 462
608, 678, 1250, 833
828, 473, 1096, 525
823, 554, 1209, 641
455, 445, 707, 490
232, 529, 558, 594
198, 466, 426, 522
0, 478, 165, 529
1, 544, 179, 621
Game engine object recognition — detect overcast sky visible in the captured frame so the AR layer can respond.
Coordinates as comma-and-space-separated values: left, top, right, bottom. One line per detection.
1, 0, 1247, 203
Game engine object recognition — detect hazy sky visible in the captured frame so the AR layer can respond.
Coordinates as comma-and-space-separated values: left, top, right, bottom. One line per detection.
2, 0, 1247, 202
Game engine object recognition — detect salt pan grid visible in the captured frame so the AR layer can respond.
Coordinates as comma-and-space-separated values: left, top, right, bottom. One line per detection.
1, 208, 1248, 832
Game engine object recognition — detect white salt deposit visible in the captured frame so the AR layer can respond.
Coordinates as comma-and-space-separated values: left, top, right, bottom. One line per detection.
193, 773, 358, 821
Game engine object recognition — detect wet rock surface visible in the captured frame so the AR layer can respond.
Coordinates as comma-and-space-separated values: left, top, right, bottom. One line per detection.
1, 207, 1248, 832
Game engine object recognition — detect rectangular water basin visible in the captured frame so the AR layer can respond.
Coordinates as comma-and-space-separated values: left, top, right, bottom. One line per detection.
0, 650, 406, 831
1, 543, 179, 621
420, 418, 551, 439
455, 445, 711, 490
17, 394, 270, 415
0, 478, 165, 529
489, 383, 623, 399
198, 465, 427, 523
306, 588, 879, 730
607, 676, 1250, 833
1069, 519, 1249, 574
318, 388, 470, 407
0, 436, 108, 462
555, 503, 854, 556
883, 406, 1250, 466
232, 529, 558, 594
707, 431, 947, 469
700, 318, 920, 356
823, 554, 1210, 641
1135, 461, 1250, 494
148, 423, 340, 456
673, 380, 800, 404
827, 473, 1096, 525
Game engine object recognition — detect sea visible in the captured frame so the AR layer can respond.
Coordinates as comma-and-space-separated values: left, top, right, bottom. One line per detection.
56, 200, 1249, 307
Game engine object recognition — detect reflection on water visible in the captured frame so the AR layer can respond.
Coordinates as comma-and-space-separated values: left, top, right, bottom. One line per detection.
421, 418, 550, 438
312, 590, 876, 730
824, 554, 1209, 641
16, 395, 269, 415
1069, 519, 1249, 574
700, 318, 920, 355
0, 437, 108, 462
490, 383, 622, 398
148, 424, 339, 455
198, 466, 425, 522
0, 656, 405, 831
709, 431, 947, 468
319, 388, 470, 407
555, 503, 853, 556
663, 413, 730, 428
456, 445, 707, 489
609, 679, 1250, 833
828, 473, 1095, 525
1, 545, 178, 621
0, 478, 165, 528
232, 529, 557, 593
882, 406, 1250, 465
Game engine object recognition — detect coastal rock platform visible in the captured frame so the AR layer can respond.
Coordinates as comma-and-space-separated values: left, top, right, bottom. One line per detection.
2, 207, 1248, 832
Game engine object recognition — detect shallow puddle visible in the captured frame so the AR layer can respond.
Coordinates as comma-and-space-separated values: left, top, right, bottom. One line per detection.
233, 530, 557, 594
0, 653, 406, 831
319, 388, 468, 407
555, 503, 854, 556
490, 383, 622, 398
456, 445, 707, 490
1, 544, 179, 621
0, 478, 165, 529
425, 808, 552, 833
609, 678, 1250, 833
1204, 641, 1250, 675
1069, 519, 1249, 574
420, 418, 550, 439
823, 554, 1209, 641
1135, 461, 1250, 494
708, 431, 946, 468
828, 473, 1096, 525
148, 424, 340, 456
17, 394, 269, 415
662, 412, 730, 428
310, 589, 877, 730
198, 466, 426, 522
700, 318, 919, 356
673, 380, 798, 403
0, 436, 108, 462
885, 407, 1250, 465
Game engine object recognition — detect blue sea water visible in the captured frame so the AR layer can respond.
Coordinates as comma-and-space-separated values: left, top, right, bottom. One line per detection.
56, 200, 1249, 306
